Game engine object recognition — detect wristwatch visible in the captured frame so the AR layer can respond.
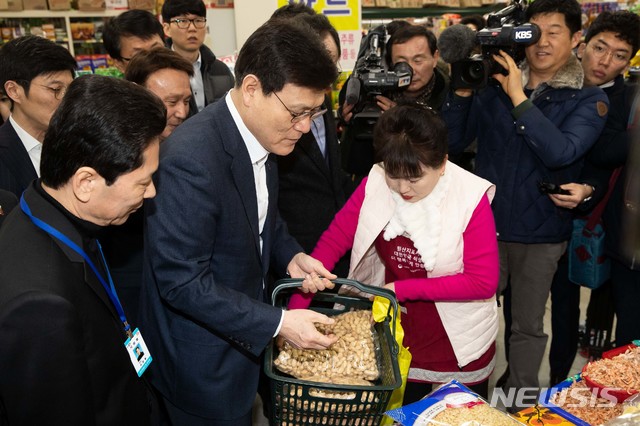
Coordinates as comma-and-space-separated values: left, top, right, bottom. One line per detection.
581, 184, 595, 203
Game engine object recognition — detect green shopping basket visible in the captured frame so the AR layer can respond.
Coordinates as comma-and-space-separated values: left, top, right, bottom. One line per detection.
264, 278, 401, 426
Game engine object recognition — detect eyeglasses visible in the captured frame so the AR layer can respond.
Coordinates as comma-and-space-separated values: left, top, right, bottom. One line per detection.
589, 42, 630, 65
170, 18, 207, 29
19, 80, 67, 100
272, 92, 327, 124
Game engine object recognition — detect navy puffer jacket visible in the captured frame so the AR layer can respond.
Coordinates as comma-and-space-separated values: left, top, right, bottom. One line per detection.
443, 55, 608, 243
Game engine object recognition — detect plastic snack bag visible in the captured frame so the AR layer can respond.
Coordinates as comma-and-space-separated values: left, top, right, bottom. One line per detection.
385, 380, 523, 426
373, 296, 412, 426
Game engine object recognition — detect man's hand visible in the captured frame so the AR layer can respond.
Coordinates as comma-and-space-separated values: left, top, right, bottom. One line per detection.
279, 309, 338, 349
491, 50, 527, 108
287, 252, 336, 293
375, 95, 397, 113
549, 183, 593, 209
341, 102, 355, 123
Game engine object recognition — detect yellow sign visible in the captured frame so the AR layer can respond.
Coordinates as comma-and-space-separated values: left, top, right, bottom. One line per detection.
276, 0, 360, 31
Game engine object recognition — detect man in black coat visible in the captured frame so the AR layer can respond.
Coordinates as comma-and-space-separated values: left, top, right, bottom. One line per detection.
271, 10, 354, 278
0, 75, 167, 425
0, 36, 76, 198
161, 0, 234, 114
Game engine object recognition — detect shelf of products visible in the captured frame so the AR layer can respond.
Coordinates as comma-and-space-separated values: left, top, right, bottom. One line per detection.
0, 10, 121, 56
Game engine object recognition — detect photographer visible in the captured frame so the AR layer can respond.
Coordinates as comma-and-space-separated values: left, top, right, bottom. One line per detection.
341, 24, 450, 181
441, 0, 608, 409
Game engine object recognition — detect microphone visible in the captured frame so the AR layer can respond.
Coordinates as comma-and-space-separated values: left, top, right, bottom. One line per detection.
438, 24, 478, 64
344, 76, 361, 106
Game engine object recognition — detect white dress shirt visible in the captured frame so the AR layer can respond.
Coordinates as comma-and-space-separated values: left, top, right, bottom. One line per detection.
10, 115, 41, 177
225, 92, 284, 335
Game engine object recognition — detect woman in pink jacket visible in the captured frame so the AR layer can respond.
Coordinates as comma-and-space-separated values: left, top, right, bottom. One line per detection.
289, 104, 500, 404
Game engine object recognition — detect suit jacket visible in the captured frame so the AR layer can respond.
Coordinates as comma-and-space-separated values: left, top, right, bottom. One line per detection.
0, 182, 151, 425
277, 98, 354, 276
140, 99, 302, 420
0, 121, 38, 198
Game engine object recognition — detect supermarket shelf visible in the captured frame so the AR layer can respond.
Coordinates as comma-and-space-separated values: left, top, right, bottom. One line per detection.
0, 9, 122, 18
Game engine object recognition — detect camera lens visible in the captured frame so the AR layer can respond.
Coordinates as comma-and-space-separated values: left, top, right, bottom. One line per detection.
461, 61, 485, 85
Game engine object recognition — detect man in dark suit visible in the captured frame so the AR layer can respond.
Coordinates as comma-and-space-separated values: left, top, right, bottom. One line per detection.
0, 35, 76, 198
140, 19, 340, 425
272, 10, 354, 278
0, 75, 166, 424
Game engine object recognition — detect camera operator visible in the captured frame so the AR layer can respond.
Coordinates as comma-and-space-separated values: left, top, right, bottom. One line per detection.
340, 24, 450, 181
441, 0, 609, 410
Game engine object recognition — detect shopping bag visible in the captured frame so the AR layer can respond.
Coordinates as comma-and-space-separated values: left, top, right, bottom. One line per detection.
372, 296, 412, 426
568, 217, 610, 289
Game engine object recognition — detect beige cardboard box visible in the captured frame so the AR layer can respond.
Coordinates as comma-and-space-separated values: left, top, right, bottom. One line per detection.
6, 0, 23, 9
128, 0, 153, 10
422, 0, 438, 5
47, 0, 70, 10
78, 0, 105, 11
0, 0, 8, 10
460, 0, 482, 6
22, 0, 47, 9
437, 0, 461, 7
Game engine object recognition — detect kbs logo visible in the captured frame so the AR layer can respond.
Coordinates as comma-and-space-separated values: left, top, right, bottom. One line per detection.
514, 30, 533, 40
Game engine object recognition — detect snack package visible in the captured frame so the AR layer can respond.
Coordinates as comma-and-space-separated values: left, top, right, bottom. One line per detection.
604, 393, 640, 425
273, 310, 380, 383
385, 380, 523, 425
540, 375, 624, 426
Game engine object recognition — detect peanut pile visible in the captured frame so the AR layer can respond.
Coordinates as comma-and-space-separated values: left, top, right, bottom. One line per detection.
274, 310, 380, 383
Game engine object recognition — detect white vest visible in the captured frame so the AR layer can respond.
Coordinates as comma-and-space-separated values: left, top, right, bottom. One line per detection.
348, 162, 498, 368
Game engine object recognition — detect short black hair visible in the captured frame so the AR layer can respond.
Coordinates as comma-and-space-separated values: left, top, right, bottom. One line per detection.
234, 19, 338, 94
585, 10, 640, 57
270, 1, 315, 20
525, 0, 582, 35
460, 15, 486, 31
162, 0, 206, 22
102, 10, 164, 60
292, 13, 341, 58
386, 20, 411, 37
0, 35, 76, 97
41, 74, 166, 188
387, 24, 438, 66
373, 103, 447, 178
125, 47, 194, 86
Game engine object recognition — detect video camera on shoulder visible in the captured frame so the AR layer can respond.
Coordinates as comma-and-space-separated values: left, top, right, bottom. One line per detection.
449, 0, 540, 90
343, 25, 413, 121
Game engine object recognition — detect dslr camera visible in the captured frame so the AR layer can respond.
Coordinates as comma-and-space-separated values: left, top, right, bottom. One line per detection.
343, 25, 413, 121
451, 0, 541, 90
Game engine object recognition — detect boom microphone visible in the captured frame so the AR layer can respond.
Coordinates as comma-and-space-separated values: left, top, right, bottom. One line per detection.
438, 24, 478, 64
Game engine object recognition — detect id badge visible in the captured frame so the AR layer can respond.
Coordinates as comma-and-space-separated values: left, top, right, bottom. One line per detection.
124, 328, 152, 377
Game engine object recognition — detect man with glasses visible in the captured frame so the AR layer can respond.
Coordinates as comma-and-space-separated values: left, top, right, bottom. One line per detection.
0, 35, 76, 199
102, 9, 165, 73
161, 0, 234, 114
548, 10, 640, 384
140, 19, 340, 425
269, 8, 354, 282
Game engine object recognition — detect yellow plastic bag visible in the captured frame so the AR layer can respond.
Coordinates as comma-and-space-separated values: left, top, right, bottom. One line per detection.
372, 296, 412, 426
